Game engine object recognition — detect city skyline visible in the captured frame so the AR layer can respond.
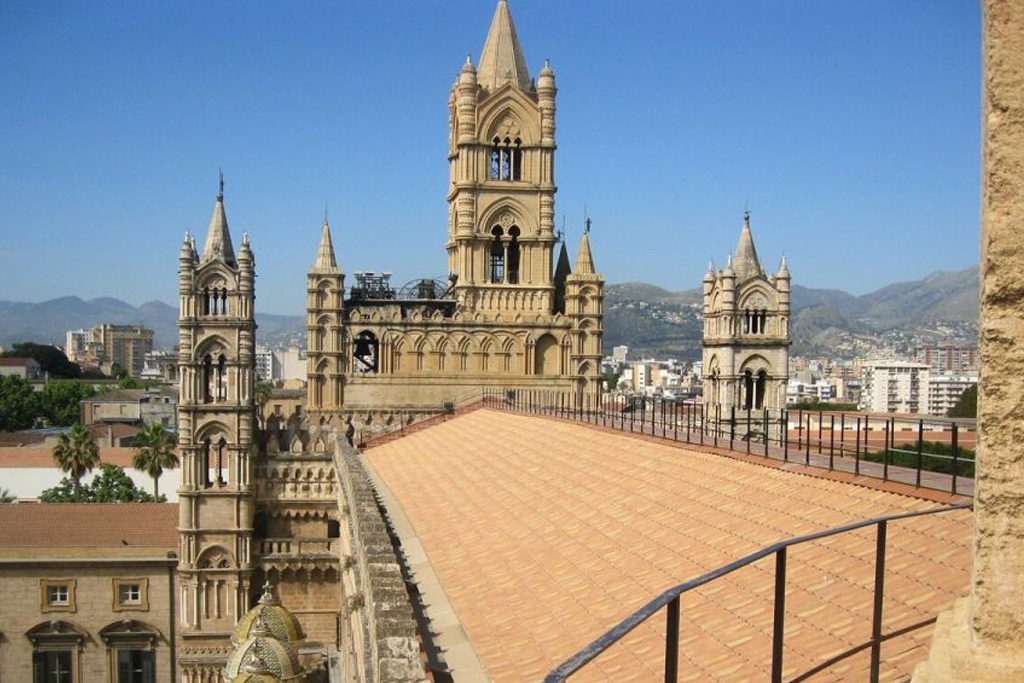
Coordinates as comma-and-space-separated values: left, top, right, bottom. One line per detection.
0, 1, 981, 314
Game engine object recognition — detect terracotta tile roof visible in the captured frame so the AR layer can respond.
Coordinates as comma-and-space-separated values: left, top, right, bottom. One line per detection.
366, 409, 972, 683
0, 446, 140, 468
0, 357, 35, 366
0, 503, 178, 547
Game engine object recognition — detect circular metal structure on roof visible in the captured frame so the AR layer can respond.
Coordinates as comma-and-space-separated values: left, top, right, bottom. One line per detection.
396, 277, 452, 300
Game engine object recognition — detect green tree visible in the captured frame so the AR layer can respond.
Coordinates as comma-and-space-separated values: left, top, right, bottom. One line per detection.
39, 464, 162, 503
2, 342, 81, 378
0, 375, 42, 431
0, 487, 16, 503
89, 463, 162, 502
41, 381, 96, 426
52, 423, 100, 485
132, 423, 179, 498
947, 384, 978, 418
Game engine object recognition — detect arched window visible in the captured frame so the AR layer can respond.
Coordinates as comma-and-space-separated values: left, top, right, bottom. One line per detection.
353, 331, 379, 374
202, 288, 210, 315
215, 437, 227, 486
507, 226, 520, 284
202, 438, 212, 487
216, 355, 227, 402
743, 370, 754, 410
490, 137, 502, 180
755, 370, 767, 409
743, 310, 751, 334
202, 355, 214, 404
512, 138, 522, 180
490, 226, 505, 283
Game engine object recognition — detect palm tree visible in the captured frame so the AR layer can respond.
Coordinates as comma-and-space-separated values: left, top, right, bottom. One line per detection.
0, 487, 15, 503
132, 423, 179, 498
52, 423, 100, 486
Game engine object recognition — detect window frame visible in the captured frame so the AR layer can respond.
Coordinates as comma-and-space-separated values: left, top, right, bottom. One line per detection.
112, 578, 149, 612
40, 579, 76, 614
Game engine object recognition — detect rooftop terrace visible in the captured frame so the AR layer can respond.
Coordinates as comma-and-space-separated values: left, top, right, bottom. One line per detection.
365, 409, 971, 682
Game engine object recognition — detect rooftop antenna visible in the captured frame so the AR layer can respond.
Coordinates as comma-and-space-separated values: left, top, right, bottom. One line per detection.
556, 214, 565, 243
324, 200, 329, 225
218, 169, 224, 200
744, 200, 750, 222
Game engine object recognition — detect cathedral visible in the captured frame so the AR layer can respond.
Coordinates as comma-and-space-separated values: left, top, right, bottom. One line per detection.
170, 1, 602, 680
304, 0, 604, 430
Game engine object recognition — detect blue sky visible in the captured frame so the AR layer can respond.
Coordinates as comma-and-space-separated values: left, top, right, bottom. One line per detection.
0, 1, 980, 314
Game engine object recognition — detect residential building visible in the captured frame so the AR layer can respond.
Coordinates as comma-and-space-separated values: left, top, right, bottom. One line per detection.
927, 374, 978, 417
859, 360, 930, 414
611, 345, 629, 363
80, 387, 178, 428
0, 504, 178, 683
140, 350, 178, 384
915, 343, 979, 375
65, 324, 155, 377
0, 356, 43, 380
255, 345, 275, 382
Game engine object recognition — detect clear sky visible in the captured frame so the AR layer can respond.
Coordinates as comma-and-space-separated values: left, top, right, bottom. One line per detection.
0, 1, 980, 314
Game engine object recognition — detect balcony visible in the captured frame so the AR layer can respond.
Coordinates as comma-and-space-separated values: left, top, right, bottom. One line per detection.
257, 537, 338, 559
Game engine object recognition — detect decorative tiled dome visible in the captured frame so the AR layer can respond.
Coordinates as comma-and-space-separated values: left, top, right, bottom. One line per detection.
232, 582, 306, 647
224, 615, 304, 681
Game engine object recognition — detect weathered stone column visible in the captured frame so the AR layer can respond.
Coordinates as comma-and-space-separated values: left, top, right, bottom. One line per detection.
913, 1, 1024, 680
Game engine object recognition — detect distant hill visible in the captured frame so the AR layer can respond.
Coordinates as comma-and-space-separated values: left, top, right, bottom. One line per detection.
604, 266, 979, 360
0, 267, 978, 360
0, 297, 304, 350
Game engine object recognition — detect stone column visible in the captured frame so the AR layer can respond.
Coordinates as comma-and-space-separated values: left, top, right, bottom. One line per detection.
913, 1, 1024, 680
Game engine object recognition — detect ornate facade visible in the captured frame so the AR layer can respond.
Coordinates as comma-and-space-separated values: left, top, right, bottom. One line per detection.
701, 211, 791, 411
304, 0, 604, 427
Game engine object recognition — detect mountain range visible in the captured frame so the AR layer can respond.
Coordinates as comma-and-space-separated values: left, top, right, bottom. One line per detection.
0, 266, 979, 359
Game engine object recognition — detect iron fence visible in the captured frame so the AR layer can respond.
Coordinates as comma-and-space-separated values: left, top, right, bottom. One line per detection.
540, 502, 972, 683
483, 389, 975, 496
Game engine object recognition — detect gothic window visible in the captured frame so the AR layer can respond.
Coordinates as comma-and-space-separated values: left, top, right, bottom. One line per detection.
216, 355, 227, 401
490, 227, 505, 283
201, 288, 210, 315
743, 370, 754, 410
490, 136, 523, 180
507, 226, 520, 284
353, 331, 379, 374
756, 370, 767, 409
215, 437, 227, 486
202, 439, 212, 487
202, 355, 214, 403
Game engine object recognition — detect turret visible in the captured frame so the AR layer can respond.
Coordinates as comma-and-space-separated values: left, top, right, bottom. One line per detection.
776, 254, 791, 314
537, 59, 557, 145
721, 254, 736, 309
457, 56, 478, 144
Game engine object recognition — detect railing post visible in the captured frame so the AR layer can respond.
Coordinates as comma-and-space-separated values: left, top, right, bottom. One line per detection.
840, 413, 846, 460
771, 547, 787, 683
916, 419, 924, 488
783, 409, 789, 462
746, 408, 752, 454
797, 409, 803, 453
883, 418, 891, 481
869, 520, 888, 683
764, 408, 769, 457
829, 414, 836, 469
665, 595, 680, 683
805, 413, 811, 465
951, 423, 959, 495
730, 406, 736, 451
859, 416, 867, 476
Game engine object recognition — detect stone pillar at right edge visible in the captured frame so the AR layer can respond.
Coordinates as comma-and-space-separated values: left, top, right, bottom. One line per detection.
913, 1, 1024, 681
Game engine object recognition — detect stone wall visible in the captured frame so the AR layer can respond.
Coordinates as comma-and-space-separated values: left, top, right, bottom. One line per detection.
334, 439, 428, 683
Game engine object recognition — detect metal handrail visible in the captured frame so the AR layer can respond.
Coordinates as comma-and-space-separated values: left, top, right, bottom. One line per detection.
543, 502, 972, 683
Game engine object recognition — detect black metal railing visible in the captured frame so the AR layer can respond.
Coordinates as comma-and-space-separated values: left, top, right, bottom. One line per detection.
482, 389, 976, 496
541, 502, 972, 683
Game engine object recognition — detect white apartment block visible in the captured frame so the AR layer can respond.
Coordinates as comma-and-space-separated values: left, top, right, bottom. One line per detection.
612, 345, 629, 364
927, 375, 977, 417
786, 379, 837, 404
859, 360, 930, 414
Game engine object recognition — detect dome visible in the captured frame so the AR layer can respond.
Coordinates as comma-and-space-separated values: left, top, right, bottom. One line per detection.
232, 583, 306, 647
224, 616, 305, 682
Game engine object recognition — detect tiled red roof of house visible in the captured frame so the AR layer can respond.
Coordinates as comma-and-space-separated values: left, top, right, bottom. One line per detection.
0, 503, 178, 547
0, 446, 140, 468
0, 357, 35, 366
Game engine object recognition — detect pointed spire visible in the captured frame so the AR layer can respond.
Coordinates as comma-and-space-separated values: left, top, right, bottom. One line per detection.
477, 0, 531, 92
554, 241, 571, 281
574, 230, 596, 275
201, 173, 236, 266
313, 216, 338, 271
732, 209, 764, 282
777, 253, 790, 278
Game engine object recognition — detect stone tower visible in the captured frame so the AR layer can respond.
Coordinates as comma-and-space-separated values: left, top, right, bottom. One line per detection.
565, 226, 605, 400
306, 217, 346, 412
702, 211, 790, 410
176, 177, 258, 677
447, 0, 559, 313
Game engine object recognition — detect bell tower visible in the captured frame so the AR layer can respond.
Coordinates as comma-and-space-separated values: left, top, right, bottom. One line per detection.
176, 176, 258, 674
306, 215, 346, 414
702, 211, 791, 411
447, 0, 558, 315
